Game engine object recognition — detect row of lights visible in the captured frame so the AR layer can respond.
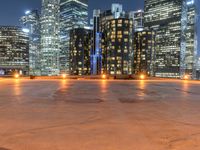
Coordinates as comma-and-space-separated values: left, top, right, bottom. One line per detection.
14, 73, 68, 79
102, 74, 146, 80
13, 73, 190, 80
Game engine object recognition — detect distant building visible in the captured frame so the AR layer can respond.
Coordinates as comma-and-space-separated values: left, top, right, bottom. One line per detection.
101, 18, 133, 75
144, 0, 197, 78
195, 0, 200, 80
91, 4, 126, 75
181, 0, 198, 79
69, 27, 92, 75
92, 4, 134, 75
133, 30, 155, 76
40, 0, 60, 76
129, 10, 144, 32
60, 0, 88, 74
91, 9, 102, 75
20, 10, 40, 76
0, 26, 29, 75
99, 4, 126, 27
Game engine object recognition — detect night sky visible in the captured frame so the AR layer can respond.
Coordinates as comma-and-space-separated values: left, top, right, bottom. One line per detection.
0, 0, 144, 26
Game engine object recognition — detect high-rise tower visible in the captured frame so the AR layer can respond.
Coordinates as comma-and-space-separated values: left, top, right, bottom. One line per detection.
20, 10, 40, 76
144, 0, 197, 78
0, 26, 29, 76
92, 4, 134, 75
40, 0, 60, 76
195, 0, 200, 79
60, 0, 88, 74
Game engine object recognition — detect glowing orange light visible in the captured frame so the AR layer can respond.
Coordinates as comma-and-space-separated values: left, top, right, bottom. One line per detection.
102, 74, 107, 79
62, 74, 67, 79
184, 75, 189, 80
14, 74, 20, 79
140, 74, 145, 80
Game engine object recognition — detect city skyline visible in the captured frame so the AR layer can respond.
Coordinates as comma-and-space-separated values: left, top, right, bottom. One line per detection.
0, 0, 144, 26
0, 0, 200, 78
1, 1, 200, 150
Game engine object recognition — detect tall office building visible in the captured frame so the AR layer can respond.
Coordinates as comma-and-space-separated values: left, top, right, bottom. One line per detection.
69, 27, 92, 75
101, 18, 133, 75
91, 4, 127, 75
144, 0, 197, 78
0, 26, 29, 75
133, 30, 156, 76
181, 0, 197, 78
40, 0, 60, 76
92, 4, 134, 75
60, 0, 88, 74
195, 1, 200, 79
20, 10, 40, 75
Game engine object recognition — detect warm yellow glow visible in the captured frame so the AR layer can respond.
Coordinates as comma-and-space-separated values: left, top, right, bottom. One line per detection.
62, 74, 67, 79
14, 74, 20, 79
140, 74, 145, 80
101, 80, 108, 93
14, 79, 21, 96
102, 74, 107, 79
184, 75, 189, 80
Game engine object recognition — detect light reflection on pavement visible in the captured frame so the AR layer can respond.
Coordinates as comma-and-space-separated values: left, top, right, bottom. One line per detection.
0, 79, 200, 150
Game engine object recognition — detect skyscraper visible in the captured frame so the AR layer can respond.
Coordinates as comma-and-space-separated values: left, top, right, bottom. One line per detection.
180, 0, 197, 78
0, 26, 29, 76
69, 27, 92, 75
144, 0, 197, 78
101, 18, 133, 75
195, 1, 200, 79
40, 0, 60, 76
91, 4, 128, 75
60, 0, 88, 74
92, 4, 134, 75
20, 10, 40, 76
133, 30, 156, 76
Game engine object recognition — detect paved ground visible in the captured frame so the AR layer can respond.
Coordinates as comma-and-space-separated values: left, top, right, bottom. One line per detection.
0, 79, 200, 150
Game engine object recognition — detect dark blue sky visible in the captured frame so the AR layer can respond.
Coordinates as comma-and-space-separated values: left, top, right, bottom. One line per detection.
0, 0, 144, 26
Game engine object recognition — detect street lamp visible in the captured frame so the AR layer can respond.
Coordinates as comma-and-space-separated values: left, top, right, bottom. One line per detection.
184, 75, 189, 80
140, 74, 145, 80
14, 73, 20, 79
62, 74, 67, 79
102, 74, 107, 79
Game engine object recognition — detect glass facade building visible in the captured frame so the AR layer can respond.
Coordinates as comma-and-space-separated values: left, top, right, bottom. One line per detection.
180, 0, 197, 78
20, 10, 40, 76
60, 0, 88, 74
0, 26, 29, 75
195, 1, 200, 79
144, 0, 197, 78
40, 0, 60, 76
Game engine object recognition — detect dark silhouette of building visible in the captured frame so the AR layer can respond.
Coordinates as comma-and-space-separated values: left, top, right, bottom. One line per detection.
69, 27, 92, 75
133, 30, 155, 76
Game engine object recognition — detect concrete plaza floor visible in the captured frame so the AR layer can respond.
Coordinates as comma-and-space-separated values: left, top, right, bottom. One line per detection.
0, 79, 200, 150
